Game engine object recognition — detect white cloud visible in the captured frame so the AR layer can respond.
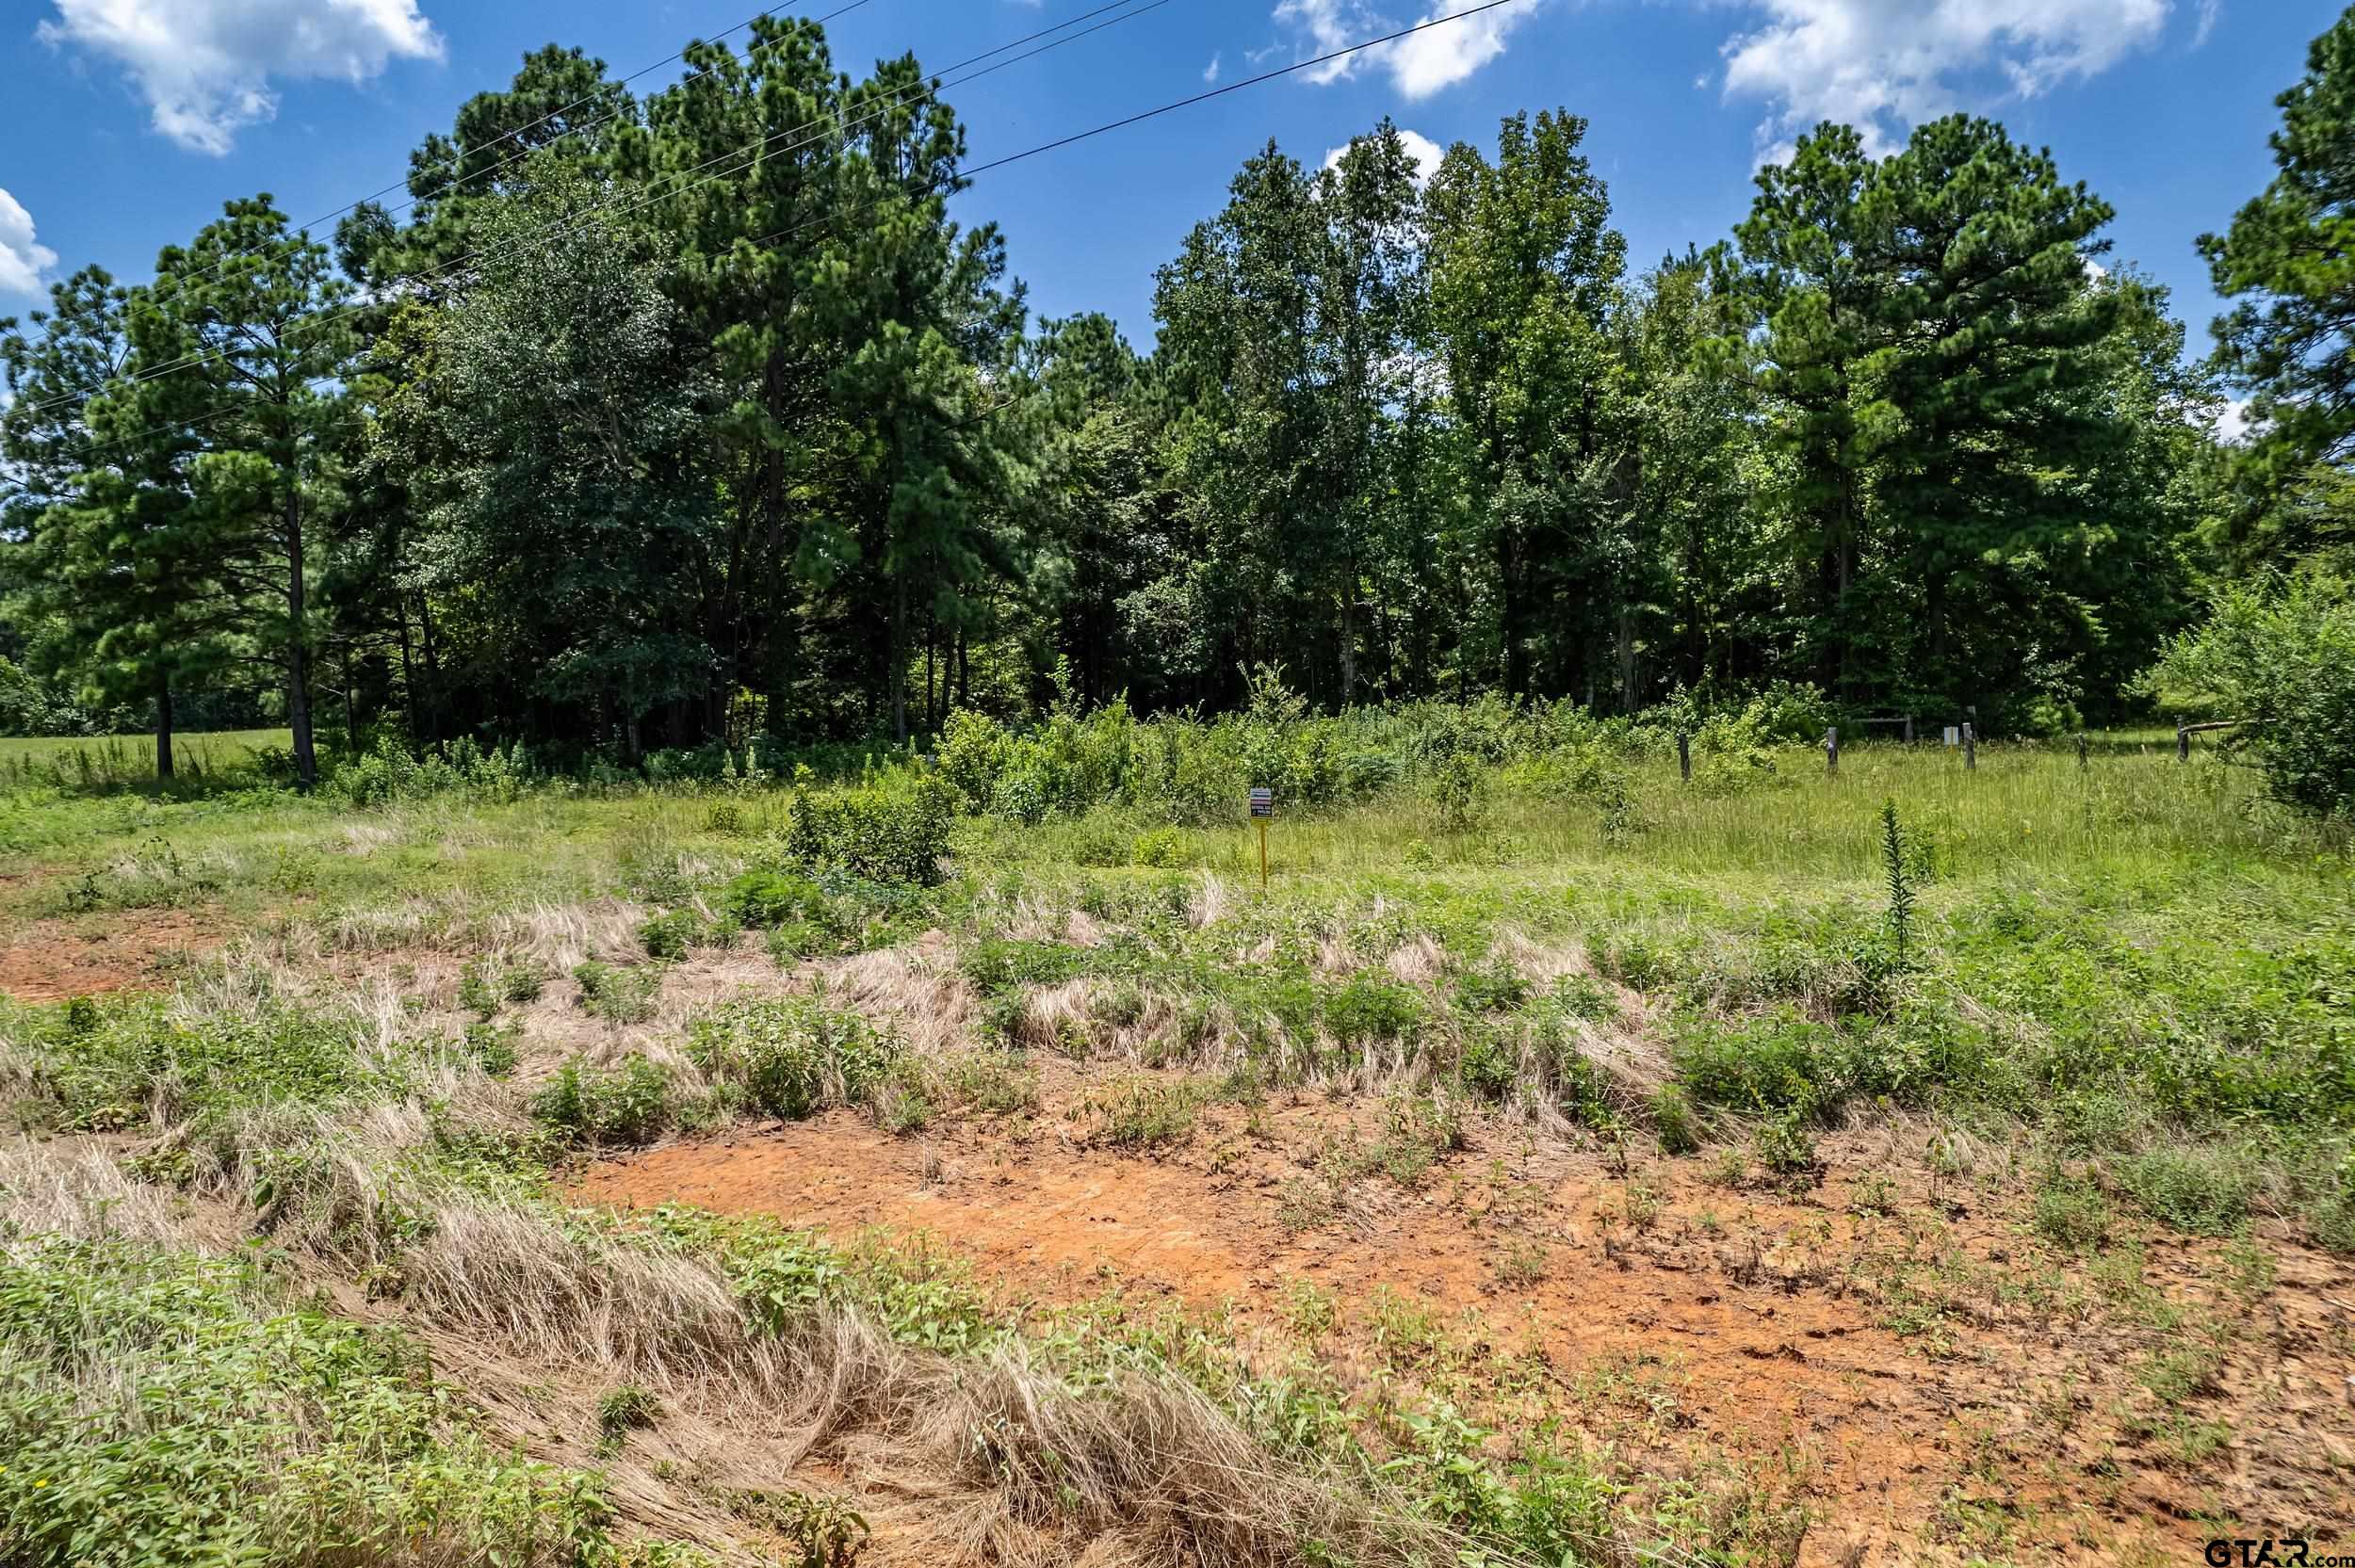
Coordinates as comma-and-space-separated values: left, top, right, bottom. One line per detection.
1714, 0, 2171, 159
1323, 126, 1445, 185
2216, 396, 2255, 446
1387, 1, 1543, 95
1205, 50, 1223, 82
38, 0, 444, 155
2194, 0, 2221, 47
0, 189, 58, 298
1272, 0, 1551, 99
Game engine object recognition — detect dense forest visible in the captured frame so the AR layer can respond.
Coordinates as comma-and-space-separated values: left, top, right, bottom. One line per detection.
5, 5, 2354, 791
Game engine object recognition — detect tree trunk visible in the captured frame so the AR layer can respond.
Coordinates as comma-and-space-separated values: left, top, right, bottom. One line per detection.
396, 596, 419, 749
154, 670, 174, 783
890, 571, 908, 744
1617, 605, 1638, 713
285, 482, 317, 792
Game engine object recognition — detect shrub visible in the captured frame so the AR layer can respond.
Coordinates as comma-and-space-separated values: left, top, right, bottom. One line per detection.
1323, 974, 1425, 1045
723, 869, 829, 929
1754, 1109, 1820, 1184
594, 1384, 661, 1455
639, 909, 705, 961
573, 961, 659, 1025
1130, 826, 1190, 868
1671, 1009, 1859, 1119
2116, 1145, 2255, 1235
1072, 1075, 1209, 1149
530, 1056, 674, 1147
2143, 572, 2355, 819
778, 773, 956, 885
1427, 752, 1489, 832
685, 995, 896, 1122
8, 995, 372, 1135
1651, 1085, 1701, 1156
2033, 1166, 2114, 1252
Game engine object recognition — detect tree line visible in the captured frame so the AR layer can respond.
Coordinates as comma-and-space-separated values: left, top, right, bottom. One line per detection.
6, 8, 2354, 789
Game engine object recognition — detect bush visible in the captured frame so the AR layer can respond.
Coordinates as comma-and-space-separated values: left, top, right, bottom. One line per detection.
573, 961, 659, 1025
2116, 1145, 2255, 1235
326, 736, 532, 807
530, 1056, 674, 1147
1323, 974, 1426, 1045
684, 995, 896, 1122
8, 994, 372, 1135
2032, 1166, 2114, 1252
778, 773, 956, 885
2143, 572, 2355, 819
1130, 826, 1190, 868
638, 909, 704, 961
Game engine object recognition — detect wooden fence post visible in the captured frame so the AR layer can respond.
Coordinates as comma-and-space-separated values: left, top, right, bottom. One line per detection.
1904, 715, 1914, 744
1964, 722, 1976, 772
1677, 732, 1691, 783
1826, 726, 1839, 776
2076, 734, 2088, 769
2177, 723, 2190, 763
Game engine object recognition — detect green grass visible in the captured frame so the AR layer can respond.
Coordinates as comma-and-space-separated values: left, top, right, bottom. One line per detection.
0, 728, 289, 789
0, 710, 2341, 1564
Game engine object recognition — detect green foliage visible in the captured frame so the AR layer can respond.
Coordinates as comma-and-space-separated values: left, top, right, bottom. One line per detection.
683, 995, 896, 1122
1072, 1075, 1211, 1149
1753, 1109, 1820, 1185
530, 1056, 674, 1148
723, 870, 830, 929
638, 909, 706, 962
0, 1237, 612, 1567
5, 994, 375, 1135
1651, 1085, 1701, 1156
573, 962, 660, 1026
2145, 573, 2355, 818
777, 775, 956, 886
328, 737, 532, 807
2201, 8, 2355, 539
2032, 1166, 2115, 1253
594, 1384, 661, 1456
1323, 974, 1426, 1044
1881, 800, 1917, 965
2116, 1145, 2256, 1235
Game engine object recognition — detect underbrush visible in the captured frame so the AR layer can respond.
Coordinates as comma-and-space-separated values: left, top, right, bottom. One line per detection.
0, 1237, 623, 1568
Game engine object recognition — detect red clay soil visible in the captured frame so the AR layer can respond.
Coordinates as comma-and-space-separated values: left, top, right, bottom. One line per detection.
574, 1098, 2355, 1563
0, 909, 228, 1002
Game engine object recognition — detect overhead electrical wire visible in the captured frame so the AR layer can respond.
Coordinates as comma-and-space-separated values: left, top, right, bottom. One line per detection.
56, 0, 1535, 462
19, 0, 1172, 419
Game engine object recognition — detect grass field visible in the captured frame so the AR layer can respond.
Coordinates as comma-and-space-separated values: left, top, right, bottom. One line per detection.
0, 728, 289, 793
0, 716, 2347, 1566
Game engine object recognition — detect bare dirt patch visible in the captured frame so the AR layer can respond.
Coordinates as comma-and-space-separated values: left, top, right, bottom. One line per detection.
575, 1098, 2355, 1563
0, 909, 229, 1002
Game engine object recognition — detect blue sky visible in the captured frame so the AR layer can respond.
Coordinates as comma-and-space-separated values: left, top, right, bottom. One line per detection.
0, 0, 2341, 373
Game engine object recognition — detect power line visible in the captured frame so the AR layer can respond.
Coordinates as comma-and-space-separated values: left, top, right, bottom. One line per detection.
18, 0, 1170, 419
131, 0, 884, 314
57, 0, 1533, 463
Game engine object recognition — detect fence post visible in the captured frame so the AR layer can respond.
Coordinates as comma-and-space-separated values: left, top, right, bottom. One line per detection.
1826, 726, 1839, 776
2076, 734, 2088, 770
1677, 731, 1691, 783
1904, 715, 1915, 744
1963, 722, 1976, 772
2177, 723, 2190, 764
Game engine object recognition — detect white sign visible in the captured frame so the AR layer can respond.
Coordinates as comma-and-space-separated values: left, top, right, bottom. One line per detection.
1943, 726, 1960, 747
